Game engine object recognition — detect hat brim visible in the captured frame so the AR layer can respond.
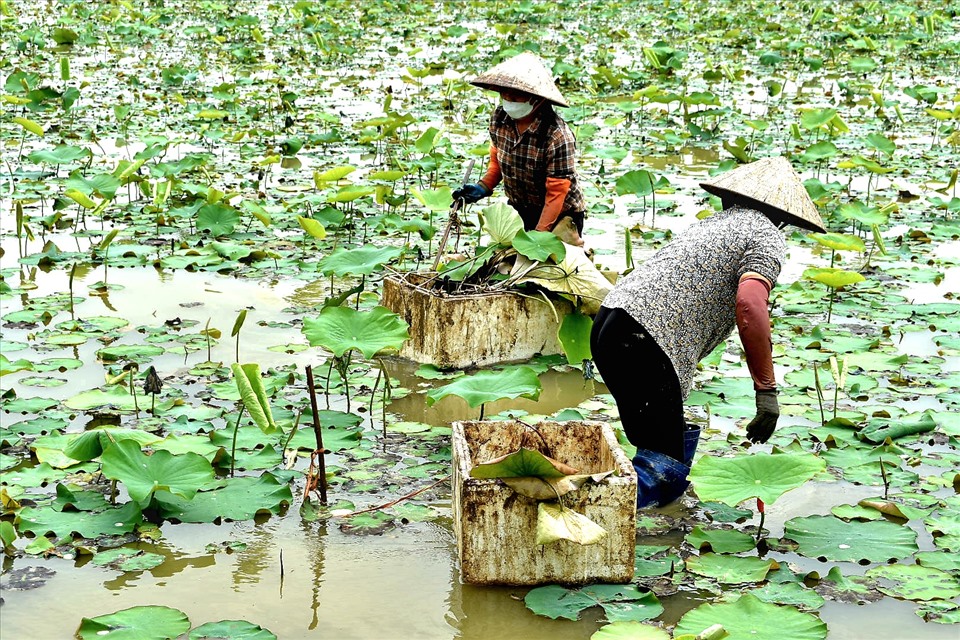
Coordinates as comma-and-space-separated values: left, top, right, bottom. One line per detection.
700, 182, 826, 232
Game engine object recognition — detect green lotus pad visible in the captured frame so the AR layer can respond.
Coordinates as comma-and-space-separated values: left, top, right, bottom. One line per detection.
77, 605, 190, 640
525, 584, 663, 622
675, 593, 826, 639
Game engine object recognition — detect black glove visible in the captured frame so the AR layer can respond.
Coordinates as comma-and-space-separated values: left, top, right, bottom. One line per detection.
746, 389, 779, 443
451, 183, 489, 205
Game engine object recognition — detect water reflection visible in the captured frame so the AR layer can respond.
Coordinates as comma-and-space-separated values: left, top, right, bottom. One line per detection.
383, 357, 606, 425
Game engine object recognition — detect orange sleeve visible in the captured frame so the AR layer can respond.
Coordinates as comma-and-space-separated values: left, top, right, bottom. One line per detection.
536, 176, 571, 231
736, 276, 777, 391
479, 145, 502, 192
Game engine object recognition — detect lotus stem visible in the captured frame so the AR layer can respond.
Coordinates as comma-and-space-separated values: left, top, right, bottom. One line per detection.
304, 364, 327, 504
230, 404, 245, 477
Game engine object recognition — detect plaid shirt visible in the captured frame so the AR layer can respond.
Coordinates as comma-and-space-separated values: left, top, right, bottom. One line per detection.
488, 106, 585, 218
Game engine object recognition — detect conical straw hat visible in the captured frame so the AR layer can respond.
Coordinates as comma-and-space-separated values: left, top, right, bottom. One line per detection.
700, 156, 826, 232
470, 51, 568, 107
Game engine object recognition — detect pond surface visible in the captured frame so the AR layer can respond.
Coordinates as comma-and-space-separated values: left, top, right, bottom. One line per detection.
2, 0, 959, 638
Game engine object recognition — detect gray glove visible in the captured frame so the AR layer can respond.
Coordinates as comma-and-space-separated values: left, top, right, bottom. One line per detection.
746, 389, 779, 443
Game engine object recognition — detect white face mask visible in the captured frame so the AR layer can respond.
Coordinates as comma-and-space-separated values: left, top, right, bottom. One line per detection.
501, 98, 537, 120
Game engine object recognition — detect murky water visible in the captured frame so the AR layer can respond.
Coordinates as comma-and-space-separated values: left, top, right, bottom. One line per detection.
2, 207, 957, 639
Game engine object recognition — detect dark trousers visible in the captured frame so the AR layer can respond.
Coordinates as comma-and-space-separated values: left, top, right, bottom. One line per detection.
590, 306, 686, 462
512, 203, 584, 234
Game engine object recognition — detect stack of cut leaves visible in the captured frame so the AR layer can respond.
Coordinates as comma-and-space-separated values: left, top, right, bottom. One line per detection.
434, 202, 611, 313
470, 446, 614, 546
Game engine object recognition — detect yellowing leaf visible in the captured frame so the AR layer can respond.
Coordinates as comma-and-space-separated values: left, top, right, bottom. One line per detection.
298, 216, 327, 239
64, 188, 96, 209
196, 109, 229, 119
13, 116, 43, 136
535, 502, 607, 546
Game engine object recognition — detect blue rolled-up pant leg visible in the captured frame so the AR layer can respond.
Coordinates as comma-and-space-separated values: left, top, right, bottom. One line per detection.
591, 307, 699, 507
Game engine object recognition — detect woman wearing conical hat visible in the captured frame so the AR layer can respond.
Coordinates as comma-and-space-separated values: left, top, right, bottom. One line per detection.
591, 157, 827, 509
452, 51, 586, 246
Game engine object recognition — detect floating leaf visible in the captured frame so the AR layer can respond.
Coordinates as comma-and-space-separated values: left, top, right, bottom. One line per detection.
16, 501, 142, 539
525, 584, 662, 622
188, 620, 277, 640
685, 552, 775, 584
784, 515, 918, 563
865, 564, 960, 601
77, 606, 191, 640
675, 594, 826, 640
426, 366, 541, 408
154, 474, 292, 523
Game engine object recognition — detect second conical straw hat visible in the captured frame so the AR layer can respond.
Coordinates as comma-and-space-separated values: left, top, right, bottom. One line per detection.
470, 51, 568, 107
700, 156, 826, 232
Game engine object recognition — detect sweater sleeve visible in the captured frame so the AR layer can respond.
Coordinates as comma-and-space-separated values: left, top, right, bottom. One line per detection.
536, 176, 572, 231
478, 145, 502, 192
735, 275, 777, 391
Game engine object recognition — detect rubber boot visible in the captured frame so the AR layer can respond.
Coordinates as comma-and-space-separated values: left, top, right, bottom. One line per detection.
632, 448, 691, 509
683, 423, 701, 467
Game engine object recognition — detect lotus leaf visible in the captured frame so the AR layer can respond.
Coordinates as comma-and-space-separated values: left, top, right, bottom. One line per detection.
591, 622, 669, 640
685, 526, 756, 554
858, 410, 937, 443
866, 564, 960, 601
557, 311, 593, 365
746, 580, 825, 611
924, 511, 960, 552
317, 245, 403, 277
784, 515, 918, 562
2, 462, 65, 488
77, 605, 190, 640
535, 502, 607, 546
188, 620, 277, 640
153, 473, 292, 523
64, 428, 163, 462
426, 366, 541, 408
231, 363, 278, 434
512, 230, 566, 263
92, 547, 166, 572
0, 354, 33, 376
511, 245, 613, 314
803, 267, 865, 289
685, 553, 775, 584
197, 203, 240, 236
634, 545, 681, 578
525, 583, 663, 622
470, 447, 578, 479
916, 601, 960, 625
52, 483, 110, 512
17, 501, 142, 539
675, 594, 826, 640
101, 440, 214, 504
808, 232, 866, 253
302, 306, 409, 358
478, 201, 523, 245
689, 452, 825, 506
411, 187, 452, 212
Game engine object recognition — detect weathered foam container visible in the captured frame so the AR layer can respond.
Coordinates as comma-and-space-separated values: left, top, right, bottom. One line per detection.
381, 273, 571, 370
452, 420, 637, 586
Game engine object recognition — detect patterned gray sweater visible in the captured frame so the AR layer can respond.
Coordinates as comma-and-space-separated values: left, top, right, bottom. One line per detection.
601, 207, 787, 399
